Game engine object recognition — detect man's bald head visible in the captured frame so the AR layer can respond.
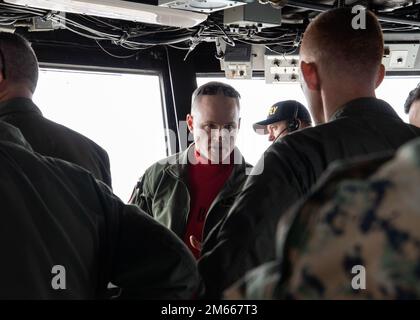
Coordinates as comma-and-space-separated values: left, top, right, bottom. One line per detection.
0, 32, 39, 93
301, 7, 384, 81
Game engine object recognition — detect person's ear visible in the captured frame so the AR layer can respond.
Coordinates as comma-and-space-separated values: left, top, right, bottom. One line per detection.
186, 114, 194, 133
301, 61, 320, 91
375, 64, 385, 89
267, 126, 275, 142
238, 117, 241, 130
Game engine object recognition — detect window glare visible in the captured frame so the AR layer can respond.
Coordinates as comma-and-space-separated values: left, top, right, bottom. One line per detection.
197, 76, 420, 165
33, 69, 166, 201
376, 77, 419, 122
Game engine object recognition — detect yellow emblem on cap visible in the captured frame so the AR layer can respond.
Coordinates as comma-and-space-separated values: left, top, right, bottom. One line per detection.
268, 106, 278, 116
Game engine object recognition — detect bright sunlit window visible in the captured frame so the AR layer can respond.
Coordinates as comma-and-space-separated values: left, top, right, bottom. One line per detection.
376, 76, 419, 121
197, 76, 420, 165
33, 68, 166, 201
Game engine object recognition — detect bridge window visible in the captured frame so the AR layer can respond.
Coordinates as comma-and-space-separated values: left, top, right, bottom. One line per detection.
34, 68, 166, 201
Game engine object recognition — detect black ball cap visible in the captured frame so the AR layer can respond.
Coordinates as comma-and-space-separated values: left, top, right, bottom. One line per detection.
253, 100, 311, 134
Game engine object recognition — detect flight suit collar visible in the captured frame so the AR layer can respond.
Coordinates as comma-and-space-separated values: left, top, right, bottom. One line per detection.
330, 97, 400, 121
0, 97, 42, 118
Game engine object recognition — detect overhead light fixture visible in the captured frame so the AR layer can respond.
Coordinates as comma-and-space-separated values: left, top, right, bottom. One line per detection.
4, 0, 208, 28
158, 0, 247, 14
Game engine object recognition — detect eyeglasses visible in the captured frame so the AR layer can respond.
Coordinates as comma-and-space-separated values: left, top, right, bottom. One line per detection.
194, 84, 241, 99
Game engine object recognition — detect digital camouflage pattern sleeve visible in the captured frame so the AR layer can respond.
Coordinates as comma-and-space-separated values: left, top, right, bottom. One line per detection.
225, 138, 420, 300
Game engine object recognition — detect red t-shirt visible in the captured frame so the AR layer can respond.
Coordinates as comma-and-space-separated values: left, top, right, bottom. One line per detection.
184, 150, 234, 259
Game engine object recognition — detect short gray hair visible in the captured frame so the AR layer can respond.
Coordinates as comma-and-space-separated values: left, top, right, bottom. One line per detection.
191, 81, 241, 112
405, 83, 420, 114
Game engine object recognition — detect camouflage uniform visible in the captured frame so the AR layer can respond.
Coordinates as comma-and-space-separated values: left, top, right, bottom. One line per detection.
225, 138, 420, 299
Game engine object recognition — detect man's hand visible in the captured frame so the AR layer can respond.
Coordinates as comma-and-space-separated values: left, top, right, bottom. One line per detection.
190, 235, 202, 252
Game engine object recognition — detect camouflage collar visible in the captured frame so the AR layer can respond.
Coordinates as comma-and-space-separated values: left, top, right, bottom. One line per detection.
330, 97, 400, 121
